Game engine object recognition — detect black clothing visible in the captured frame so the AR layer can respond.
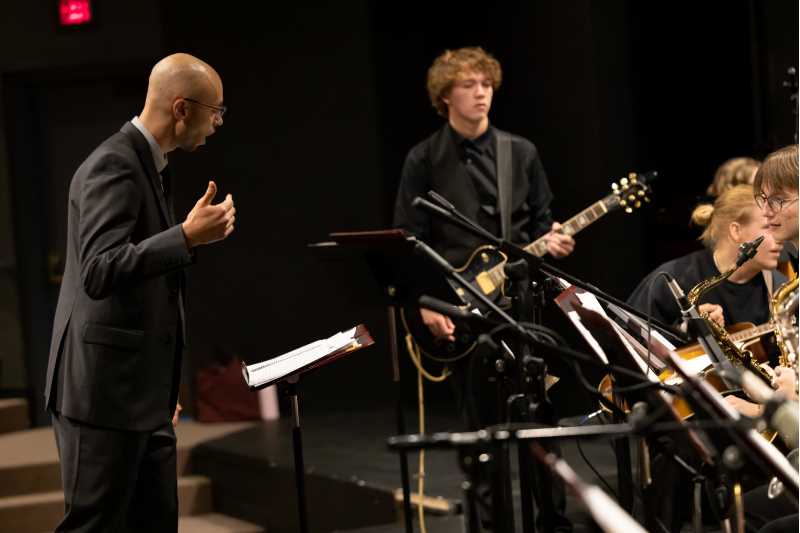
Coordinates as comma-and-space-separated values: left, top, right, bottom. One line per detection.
394, 123, 570, 532
628, 248, 788, 533
744, 483, 799, 533
46, 122, 192, 432
627, 248, 776, 328
393, 124, 553, 267
780, 242, 798, 276
46, 122, 194, 532
52, 412, 178, 532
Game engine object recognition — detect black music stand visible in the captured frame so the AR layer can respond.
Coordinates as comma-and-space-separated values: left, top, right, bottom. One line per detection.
245, 328, 374, 533
309, 229, 462, 533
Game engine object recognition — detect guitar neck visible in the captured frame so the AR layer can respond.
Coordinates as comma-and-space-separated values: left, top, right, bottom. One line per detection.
524, 200, 611, 257
729, 323, 774, 343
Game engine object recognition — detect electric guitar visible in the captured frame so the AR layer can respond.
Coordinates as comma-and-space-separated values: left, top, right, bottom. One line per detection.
402, 171, 656, 360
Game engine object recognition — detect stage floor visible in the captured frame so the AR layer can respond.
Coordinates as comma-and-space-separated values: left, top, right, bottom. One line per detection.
192, 403, 620, 532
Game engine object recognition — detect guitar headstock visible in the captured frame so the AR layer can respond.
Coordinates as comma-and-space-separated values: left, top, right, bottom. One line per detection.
604, 171, 656, 213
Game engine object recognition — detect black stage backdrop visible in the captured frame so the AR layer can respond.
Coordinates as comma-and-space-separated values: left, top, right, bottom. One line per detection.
1, 1, 796, 424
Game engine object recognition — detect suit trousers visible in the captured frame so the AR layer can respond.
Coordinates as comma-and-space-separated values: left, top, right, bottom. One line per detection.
51, 411, 178, 533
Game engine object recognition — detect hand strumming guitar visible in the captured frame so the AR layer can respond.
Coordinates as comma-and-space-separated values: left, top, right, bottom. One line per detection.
420, 308, 456, 342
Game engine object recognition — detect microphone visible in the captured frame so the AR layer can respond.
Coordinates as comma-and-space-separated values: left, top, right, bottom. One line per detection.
418, 295, 472, 321
721, 367, 799, 449
665, 275, 691, 313
417, 295, 496, 329
768, 400, 799, 449
661, 273, 735, 376
736, 235, 764, 267
412, 196, 451, 219
427, 190, 456, 212
412, 239, 455, 274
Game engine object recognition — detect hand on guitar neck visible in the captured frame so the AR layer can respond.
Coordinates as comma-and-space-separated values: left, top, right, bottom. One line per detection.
544, 221, 576, 258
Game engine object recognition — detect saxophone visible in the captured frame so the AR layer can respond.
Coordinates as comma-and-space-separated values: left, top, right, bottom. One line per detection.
771, 276, 799, 387
686, 242, 775, 386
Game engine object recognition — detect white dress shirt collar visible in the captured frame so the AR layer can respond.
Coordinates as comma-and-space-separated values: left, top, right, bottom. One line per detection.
131, 116, 168, 174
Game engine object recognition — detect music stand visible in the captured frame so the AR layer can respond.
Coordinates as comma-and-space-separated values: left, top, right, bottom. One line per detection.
246, 327, 374, 533
309, 229, 462, 533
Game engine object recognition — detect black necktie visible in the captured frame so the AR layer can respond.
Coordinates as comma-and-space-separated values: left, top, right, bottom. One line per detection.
160, 164, 172, 198
160, 165, 175, 224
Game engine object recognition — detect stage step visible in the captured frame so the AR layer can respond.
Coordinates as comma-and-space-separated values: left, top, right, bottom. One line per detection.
178, 513, 265, 533
0, 421, 256, 497
0, 398, 30, 434
179, 474, 214, 516
0, 475, 213, 533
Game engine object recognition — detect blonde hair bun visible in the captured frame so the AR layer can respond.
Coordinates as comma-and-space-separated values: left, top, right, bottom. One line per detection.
690, 203, 715, 227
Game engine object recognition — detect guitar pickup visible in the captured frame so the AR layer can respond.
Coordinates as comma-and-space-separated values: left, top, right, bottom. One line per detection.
475, 272, 496, 294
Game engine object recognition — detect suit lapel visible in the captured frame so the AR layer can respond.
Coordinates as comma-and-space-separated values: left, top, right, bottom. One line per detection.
120, 122, 171, 228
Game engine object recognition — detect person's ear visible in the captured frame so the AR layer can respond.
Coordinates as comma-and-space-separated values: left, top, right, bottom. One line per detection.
173, 98, 188, 120
729, 221, 743, 243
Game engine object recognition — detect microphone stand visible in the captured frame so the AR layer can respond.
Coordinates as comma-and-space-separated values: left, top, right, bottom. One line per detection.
411, 239, 677, 532
663, 236, 766, 391
411, 238, 523, 533
413, 196, 688, 345
413, 195, 799, 528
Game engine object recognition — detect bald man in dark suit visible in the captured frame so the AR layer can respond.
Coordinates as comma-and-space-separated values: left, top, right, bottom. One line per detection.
44, 53, 235, 532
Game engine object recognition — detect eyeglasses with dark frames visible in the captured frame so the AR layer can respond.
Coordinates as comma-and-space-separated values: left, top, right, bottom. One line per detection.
183, 97, 227, 118
754, 192, 799, 212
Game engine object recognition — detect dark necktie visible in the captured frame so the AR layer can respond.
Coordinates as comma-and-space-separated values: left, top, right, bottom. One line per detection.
160, 165, 176, 224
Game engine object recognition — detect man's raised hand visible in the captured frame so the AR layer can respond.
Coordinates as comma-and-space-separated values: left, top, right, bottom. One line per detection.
182, 180, 236, 248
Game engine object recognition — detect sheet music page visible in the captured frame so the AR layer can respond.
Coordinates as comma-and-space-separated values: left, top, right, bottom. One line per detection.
565, 310, 610, 364
574, 290, 666, 381
242, 326, 359, 388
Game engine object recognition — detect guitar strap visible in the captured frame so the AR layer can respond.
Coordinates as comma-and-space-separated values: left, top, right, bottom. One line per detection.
496, 131, 513, 240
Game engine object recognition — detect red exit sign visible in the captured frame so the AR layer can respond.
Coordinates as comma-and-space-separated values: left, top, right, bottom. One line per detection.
59, 0, 93, 26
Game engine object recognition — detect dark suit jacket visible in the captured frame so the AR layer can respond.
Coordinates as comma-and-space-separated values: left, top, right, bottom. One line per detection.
45, 122, 194, 431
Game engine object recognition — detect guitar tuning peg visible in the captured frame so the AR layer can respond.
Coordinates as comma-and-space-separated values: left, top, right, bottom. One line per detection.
634, 201, 642, 209
645, 196, 651, 202
625, 207, 633, 214
638, 190, 645, 197
620, 199, 627, 207
628, 194, 636, 202
628, 172, 636, 180
611, 182, 619, 190
631, 176, 638, 183
620, 177, 629, 186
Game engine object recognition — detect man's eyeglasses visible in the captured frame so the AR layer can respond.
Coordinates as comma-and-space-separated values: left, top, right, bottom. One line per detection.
754, 192, 799, 212
184, 98, 227, 118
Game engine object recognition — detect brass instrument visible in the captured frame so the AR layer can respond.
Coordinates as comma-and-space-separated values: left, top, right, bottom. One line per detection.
765, 277, 798, 501
686, 259, 775, 386
771, 277, 799, 384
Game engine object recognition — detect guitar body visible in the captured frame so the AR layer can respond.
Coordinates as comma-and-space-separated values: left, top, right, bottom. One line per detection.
402, 171, 656, 360
400, 246, 513, 360
597, 320, 779, 442
453, 245, 510, 312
